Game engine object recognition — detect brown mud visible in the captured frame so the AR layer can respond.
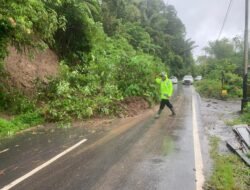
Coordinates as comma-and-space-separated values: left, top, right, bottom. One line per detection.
3, 47, 59, 95
200, 98, 241, 153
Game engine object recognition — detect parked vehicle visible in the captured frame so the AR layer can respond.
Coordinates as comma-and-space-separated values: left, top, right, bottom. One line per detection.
170, 76, 178, 84
195, 75, 202, 81
182, 75, 194, 85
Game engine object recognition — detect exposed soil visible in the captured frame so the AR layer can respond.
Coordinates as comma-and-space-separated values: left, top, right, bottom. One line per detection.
117, 97, 150, 118
0, 113, 13, 121
3, 46, 59, 95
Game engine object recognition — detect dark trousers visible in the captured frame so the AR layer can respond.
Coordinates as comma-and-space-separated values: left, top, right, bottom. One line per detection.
159, 99, 173, 110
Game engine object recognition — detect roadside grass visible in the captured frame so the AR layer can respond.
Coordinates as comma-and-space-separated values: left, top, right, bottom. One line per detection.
239, 111, 250, 125
225, 111, 250, 127
0, 111, 44, 137
205, 137, 250, 190
225, 118, 242, 126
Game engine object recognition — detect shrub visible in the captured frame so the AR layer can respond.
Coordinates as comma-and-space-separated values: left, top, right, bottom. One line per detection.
13, 111, 44, 127
39, 37, 166, 122
0, 118, 17, 137
0, 111, 43, 137
116, 53, 164, 100
195, 76, 243, 99
240, 103, 250, 125
223, 73, 242, 98
195, 79, 222, 99
0, 85, 36, 114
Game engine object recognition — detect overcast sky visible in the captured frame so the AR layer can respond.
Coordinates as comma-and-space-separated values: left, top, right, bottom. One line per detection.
165, 0, 245, 57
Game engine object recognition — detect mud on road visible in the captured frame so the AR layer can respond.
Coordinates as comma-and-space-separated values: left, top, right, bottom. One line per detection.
199, 98, 241, 153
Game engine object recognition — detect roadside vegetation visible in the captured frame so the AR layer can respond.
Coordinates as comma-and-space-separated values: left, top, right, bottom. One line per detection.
226, 103, 250, 126
194, 37, 249, 144
194, 38, 243, 100
204, 137, 250, 190
0, 1, 249, 189
194, 38, 250, 189
0, 0, 195, 136
240, 104, 250, 124
0, 111, 43, 137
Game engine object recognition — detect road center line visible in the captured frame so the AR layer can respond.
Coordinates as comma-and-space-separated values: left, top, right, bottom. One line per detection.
1, 139, 87, 190
192, 95, 205, 190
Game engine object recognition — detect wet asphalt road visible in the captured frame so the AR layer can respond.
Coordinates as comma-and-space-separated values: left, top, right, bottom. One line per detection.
0, 84, 207, 190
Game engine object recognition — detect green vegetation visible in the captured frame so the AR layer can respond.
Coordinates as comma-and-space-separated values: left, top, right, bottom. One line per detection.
240, 103, 250, 124
38, 37, 164, 122
0, 3, 248, 190
0, 86, 36, 114
224, 103, 250, 126
195, 38, 250, 190
205, 137, 250, 190
247, 153, 250, 159
194, 38, 243, 99
0, 111, 43, 137
0, 0, 196, 136
0, 0, 62, 54
195, 79, 222, 99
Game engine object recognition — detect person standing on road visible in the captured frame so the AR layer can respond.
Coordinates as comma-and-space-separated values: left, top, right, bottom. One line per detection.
155, 72, 176, 118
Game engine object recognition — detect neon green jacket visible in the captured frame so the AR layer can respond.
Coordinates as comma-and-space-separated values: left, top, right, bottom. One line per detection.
155, 75, 173, 99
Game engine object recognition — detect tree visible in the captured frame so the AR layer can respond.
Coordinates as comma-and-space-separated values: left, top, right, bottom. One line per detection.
195, 37, 243, 96
203, 38, 235, 59
45, 0, 101, 63
0, 0, 61, 54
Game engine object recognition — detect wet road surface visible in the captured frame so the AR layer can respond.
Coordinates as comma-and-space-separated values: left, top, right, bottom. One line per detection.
0, 84, 207, 190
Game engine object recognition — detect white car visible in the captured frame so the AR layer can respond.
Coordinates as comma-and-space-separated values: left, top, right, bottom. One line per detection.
182, 75, 194, 85
195, 75, 202, 81
170, 76, 178, 84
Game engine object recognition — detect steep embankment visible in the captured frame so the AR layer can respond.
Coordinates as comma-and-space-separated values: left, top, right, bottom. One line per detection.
3, 47, 59, 94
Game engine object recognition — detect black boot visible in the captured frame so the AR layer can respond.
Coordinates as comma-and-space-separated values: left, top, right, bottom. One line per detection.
170, 107, 176, 116
155, 109, 162, 119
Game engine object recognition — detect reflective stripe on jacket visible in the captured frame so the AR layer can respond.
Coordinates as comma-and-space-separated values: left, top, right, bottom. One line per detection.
155, 76, 173, 99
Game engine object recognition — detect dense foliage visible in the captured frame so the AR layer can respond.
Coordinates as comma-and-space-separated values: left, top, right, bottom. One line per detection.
0, 0, 195, 134
101, 0, 195, 77
0, 111, 43, 137
195, 37, 243, 99
39, 35, 164, 121
0, 0, 63, 55
240, 103, 250, 125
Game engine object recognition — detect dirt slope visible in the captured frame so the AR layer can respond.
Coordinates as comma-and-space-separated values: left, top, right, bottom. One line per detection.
3, 47, 59, 94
